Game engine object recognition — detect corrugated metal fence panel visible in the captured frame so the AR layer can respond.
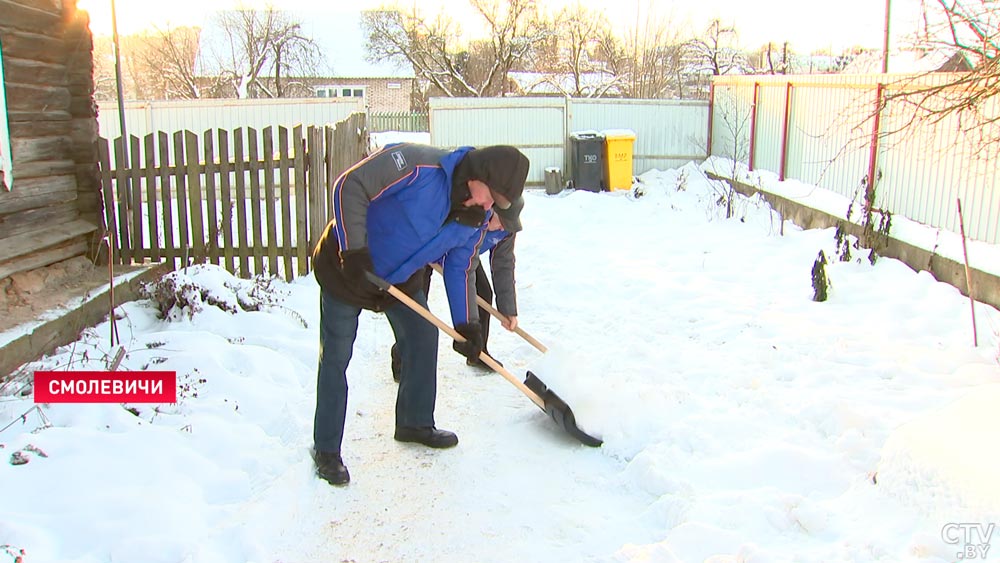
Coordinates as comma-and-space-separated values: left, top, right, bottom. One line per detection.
878, 75, 1000, 244
429, 97, 709, 186
787, 82, 875, 202
569, 99, 709, 173
752, 82, 788, 173
713, 73, 1000, 245
97, 97, 365, 141
430, 97, 567, 186
710, 83, 755, 168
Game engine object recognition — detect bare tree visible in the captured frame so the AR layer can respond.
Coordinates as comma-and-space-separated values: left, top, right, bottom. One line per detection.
875, 0, 999, 156
619, 10, 688, 98
527, 3, 621, 97
209, 4, 323, 98
582, 6, 689, 99
362, 0, 546, 100
136, 26, 205, 99
749, 41, 792, 75
92, 27, 206, 101
686, 19, 749, 76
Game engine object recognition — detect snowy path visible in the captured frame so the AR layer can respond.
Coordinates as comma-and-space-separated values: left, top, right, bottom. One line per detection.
255, 307, 662, 563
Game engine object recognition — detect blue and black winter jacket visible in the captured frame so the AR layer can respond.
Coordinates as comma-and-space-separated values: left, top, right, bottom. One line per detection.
312, 143, 487, 326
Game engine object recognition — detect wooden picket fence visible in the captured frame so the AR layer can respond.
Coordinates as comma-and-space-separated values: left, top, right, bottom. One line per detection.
369, 111, 429, 133
96, 113, 368, 281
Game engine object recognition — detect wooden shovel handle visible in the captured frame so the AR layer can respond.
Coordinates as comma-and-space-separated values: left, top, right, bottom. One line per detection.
366, 273, 545, 410
429, 263, 548, 353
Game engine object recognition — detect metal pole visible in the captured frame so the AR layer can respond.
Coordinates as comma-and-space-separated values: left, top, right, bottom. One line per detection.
748, 82, 760, 171
778, 82, 793, 182
110, 0, 133, 234
956, 198, 979, 347
882, 0, 891, 73
110, 0, 129, 144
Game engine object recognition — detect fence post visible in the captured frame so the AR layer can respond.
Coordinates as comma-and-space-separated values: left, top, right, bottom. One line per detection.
779, 81, 793, 182
706, 82, 715, 158
307, 126, 326, 252
184, 130, 205, 265
748, 81, 760, 171
293, 125, 309, 276
866, 83, 886, 216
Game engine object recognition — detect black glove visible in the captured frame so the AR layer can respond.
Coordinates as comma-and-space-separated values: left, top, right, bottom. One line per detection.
341, 248, 384, 300
448, 205, 487, 227
452, 322, 484, 362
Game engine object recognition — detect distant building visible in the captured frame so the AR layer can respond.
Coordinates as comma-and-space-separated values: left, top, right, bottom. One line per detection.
839, 48, 973, 74
310, 77, 416, 113
507, 71, 623, 98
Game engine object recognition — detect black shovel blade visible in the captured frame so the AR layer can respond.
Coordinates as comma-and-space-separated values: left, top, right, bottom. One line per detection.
524, 371, 603, 447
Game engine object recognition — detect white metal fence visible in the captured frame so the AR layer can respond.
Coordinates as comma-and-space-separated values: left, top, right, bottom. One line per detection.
711, 73, 1000, 246
429, 97, 710, 186
97, 97, 365, 166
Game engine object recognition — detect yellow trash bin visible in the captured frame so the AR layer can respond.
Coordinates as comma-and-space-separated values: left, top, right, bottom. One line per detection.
602, 130, 636, 191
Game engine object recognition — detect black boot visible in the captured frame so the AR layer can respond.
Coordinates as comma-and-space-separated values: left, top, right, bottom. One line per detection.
394, 426, 459, 448
314, 450, 350, 485
391, 343, 402, 383
467, 350, 502, 369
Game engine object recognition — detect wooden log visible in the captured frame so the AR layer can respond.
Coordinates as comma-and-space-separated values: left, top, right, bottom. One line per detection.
5, 84, 70, 113
9, 114, 72, 138
0, 219, 97, 266
0, 174, 77, 214
0, 203, 79, 240
12, 159, 76, 180
3, 58, 66, 87
0, 238, 89, 284
11, 135, 71, 165
0, 30, 65, 64
0, 0, 61, 38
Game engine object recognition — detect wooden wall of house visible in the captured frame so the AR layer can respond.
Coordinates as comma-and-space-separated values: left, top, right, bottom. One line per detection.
0, 0, 102, 282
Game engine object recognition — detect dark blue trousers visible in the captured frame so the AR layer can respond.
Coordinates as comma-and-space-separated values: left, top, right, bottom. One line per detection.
313, 289, 439, 453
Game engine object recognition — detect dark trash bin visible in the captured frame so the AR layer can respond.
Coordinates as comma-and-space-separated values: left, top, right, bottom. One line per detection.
569, 131, 605, 192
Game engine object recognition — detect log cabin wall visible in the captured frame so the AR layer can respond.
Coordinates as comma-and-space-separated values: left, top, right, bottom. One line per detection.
0, 0, 102, 284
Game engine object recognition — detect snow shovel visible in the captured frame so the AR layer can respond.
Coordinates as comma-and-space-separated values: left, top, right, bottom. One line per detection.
429, 263, 548, 353
365, 272, 602, 447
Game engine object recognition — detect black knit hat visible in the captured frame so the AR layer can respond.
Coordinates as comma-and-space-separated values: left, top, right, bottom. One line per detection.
462, 145, 530, 204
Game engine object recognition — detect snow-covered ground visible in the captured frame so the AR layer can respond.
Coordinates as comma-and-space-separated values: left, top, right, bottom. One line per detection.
2, 153, 999, 563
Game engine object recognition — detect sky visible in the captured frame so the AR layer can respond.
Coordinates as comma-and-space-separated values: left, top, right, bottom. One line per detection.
77, 0, 928, 54
2, 132, 1000, 562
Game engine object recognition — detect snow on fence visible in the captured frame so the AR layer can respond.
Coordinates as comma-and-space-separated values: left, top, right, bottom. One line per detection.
96, 113, 368, 281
